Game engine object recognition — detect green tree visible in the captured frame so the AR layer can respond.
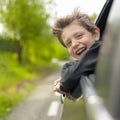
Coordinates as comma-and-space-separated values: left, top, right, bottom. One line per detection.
0, 0, 54, 64
90, 13, 97, 21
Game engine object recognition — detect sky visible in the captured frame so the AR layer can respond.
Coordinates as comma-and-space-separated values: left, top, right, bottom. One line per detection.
54, 0, 106, 16
49, 0, 106, 25
0, 24, 3, 34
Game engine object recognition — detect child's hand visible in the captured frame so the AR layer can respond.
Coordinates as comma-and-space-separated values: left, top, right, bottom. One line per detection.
54, 78, 83, 102
53, 78, 65, 94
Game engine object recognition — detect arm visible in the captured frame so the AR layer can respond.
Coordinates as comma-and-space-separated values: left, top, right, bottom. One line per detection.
60, 41, 102, 93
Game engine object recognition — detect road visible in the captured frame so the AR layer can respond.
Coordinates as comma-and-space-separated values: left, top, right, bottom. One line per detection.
7, 69, 64, 120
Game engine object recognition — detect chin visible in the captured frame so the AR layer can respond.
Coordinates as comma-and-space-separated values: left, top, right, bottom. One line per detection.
76, 56, 81, 60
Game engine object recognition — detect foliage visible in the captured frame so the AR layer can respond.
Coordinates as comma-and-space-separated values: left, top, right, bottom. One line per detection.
0, 0, 69, 118
62, 99, 86, 120
0, 52, 57, 118
90, 13, 97, 21
0, 0, 69, 64
0, 84, 35, 117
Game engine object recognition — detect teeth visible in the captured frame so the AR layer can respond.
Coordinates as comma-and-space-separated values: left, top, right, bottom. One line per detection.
76, 47, 86, 55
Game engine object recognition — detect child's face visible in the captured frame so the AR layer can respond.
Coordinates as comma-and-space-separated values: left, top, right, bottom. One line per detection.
61, 22, 100, 59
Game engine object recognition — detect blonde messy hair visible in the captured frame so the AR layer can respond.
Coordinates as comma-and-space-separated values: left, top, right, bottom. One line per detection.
52, 9, 97, 47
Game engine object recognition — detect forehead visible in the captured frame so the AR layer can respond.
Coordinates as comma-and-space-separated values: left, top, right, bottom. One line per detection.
61, 22, 86, 39
64, 21, 82, 31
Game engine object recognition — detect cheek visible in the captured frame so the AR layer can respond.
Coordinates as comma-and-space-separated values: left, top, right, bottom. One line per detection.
68, 48, 73, 56
85, 37, 95, 47
68, 48, 71, 55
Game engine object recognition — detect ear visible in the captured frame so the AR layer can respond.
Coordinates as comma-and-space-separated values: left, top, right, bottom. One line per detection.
94, 27, 100, 41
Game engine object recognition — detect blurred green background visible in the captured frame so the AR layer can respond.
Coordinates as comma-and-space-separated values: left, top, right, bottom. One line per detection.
62, 99, 87, 120
0, 0, 69, 118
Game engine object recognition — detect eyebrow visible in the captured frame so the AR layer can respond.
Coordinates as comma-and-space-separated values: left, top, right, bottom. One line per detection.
73, 32, 82, 36
64, 31, 83, 44
64, 39, 71, 45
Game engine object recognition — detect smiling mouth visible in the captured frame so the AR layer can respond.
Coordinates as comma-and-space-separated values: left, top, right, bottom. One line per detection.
76, 47, 87, 56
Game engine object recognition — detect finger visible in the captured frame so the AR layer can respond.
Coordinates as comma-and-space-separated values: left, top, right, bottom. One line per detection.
54, 79, 60, 86
53, 84, 61, 93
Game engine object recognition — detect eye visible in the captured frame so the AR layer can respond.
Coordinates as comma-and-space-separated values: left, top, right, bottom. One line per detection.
76, 34, 82, 39
65, 41, 71, 47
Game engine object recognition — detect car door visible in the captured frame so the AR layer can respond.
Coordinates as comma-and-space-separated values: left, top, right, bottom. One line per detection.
96, 0, 120, 119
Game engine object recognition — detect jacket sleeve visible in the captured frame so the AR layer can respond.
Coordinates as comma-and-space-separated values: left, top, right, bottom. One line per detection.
60, 41, 102, 93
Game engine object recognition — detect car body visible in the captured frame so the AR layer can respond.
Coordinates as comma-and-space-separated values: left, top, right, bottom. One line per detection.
81, 0, 120, 119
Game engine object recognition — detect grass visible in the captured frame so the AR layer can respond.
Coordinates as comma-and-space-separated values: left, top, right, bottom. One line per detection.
0, 52, 58, 118
62, 99, 87, 120
0, 82, 36, 118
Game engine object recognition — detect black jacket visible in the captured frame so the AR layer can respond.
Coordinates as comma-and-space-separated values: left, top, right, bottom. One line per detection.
60, 41, 102, 95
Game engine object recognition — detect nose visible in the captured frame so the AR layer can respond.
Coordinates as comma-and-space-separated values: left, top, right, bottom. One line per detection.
72, 40, 79, 50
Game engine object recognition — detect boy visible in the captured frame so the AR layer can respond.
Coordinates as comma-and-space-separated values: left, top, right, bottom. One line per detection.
52, 10, 101, 102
